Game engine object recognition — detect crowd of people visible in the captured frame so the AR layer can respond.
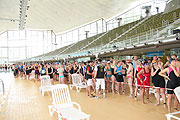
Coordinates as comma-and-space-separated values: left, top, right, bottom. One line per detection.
1, 54, 180, 113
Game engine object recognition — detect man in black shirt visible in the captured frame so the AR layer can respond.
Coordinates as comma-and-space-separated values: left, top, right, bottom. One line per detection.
94, 59, 106, 99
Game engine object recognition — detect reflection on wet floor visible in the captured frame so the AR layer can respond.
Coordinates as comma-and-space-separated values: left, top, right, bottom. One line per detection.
0, 72, 175, 120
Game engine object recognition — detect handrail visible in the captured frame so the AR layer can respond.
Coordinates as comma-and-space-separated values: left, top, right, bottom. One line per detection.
56, 18, 105, 35
79, 16, 149, 52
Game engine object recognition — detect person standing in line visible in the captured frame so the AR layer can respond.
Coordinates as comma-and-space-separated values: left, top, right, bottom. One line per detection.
86, 61, 94, 97
94, 59, 106, 99
47, 64, 54, 84
122, 60, 127, 92
110, 61, 116, 93
63, 64, 69, 84
126, 59, 134, 98
40, 64, 46, 76
137, 62, 151, 104
57, 64, 65, 84
134, 59, 144, 100
20, 64, 24, 78
114, 61, 124, 95
151, 60, 166, 107
105, 61, 113, 93
34, 63, 39, 82
132, 56, 138, 83
159, 58, 180, 113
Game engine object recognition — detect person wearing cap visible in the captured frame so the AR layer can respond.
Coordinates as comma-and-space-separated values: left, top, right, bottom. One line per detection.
126, 59, 133, 97
134, 59, 144, 100
114, 61, 124, 95
94, 59, 106, 98
159, 58, 180, 113
151, 60, 166, 107
137, 62, 151, 104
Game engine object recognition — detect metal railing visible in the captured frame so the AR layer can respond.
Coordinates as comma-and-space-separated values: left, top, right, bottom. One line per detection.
69, 18, 180, 57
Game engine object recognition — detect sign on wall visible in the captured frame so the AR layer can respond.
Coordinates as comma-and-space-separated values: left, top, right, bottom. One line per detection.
146, 51, 163, 57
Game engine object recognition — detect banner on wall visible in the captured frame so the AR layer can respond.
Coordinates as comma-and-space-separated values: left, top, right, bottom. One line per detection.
146, 51, 163, 57
76, 57, 90, 62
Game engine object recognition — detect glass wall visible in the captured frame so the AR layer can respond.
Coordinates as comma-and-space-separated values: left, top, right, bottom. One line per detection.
55, 18, 106, 48
0, 30, 55, 63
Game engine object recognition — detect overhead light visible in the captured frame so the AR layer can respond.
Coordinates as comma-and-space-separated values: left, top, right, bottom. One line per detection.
126, 46, 134, 49
162, 38, 176, 43
135, 43, 146, 47
111, 49, 117, 52
100, 51, 104, 54
106, 50, 110, 53
118, 48, 124, 50
147, 41, 159, 45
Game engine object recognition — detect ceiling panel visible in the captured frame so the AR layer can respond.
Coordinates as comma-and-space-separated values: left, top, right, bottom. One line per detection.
0, 0, 144, 33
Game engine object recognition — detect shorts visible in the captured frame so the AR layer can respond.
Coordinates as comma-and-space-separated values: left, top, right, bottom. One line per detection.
153, 78, 165, 88
59, 75, 64, 78
41, 74, 46, 76
167, 80, 179, 94
96, 78, 105, 90
20, 69, 23, 72
87, 79, 93, 86
107, 75, 112, 78
26, 71, 29, 75
35, 70, 39, 75
49, 74, 53, 79
116, 75, 124, 82
122, 74, 127, 77
128, 75, 133, 79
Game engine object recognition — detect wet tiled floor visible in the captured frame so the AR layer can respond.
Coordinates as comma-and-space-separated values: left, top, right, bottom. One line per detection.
0, 74, 172, 120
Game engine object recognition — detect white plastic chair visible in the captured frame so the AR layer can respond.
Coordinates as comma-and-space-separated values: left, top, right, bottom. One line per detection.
70, 74, 87, 92
166, 86, 180, 120
39, 75, 52, 96
48, 84, 90, 120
